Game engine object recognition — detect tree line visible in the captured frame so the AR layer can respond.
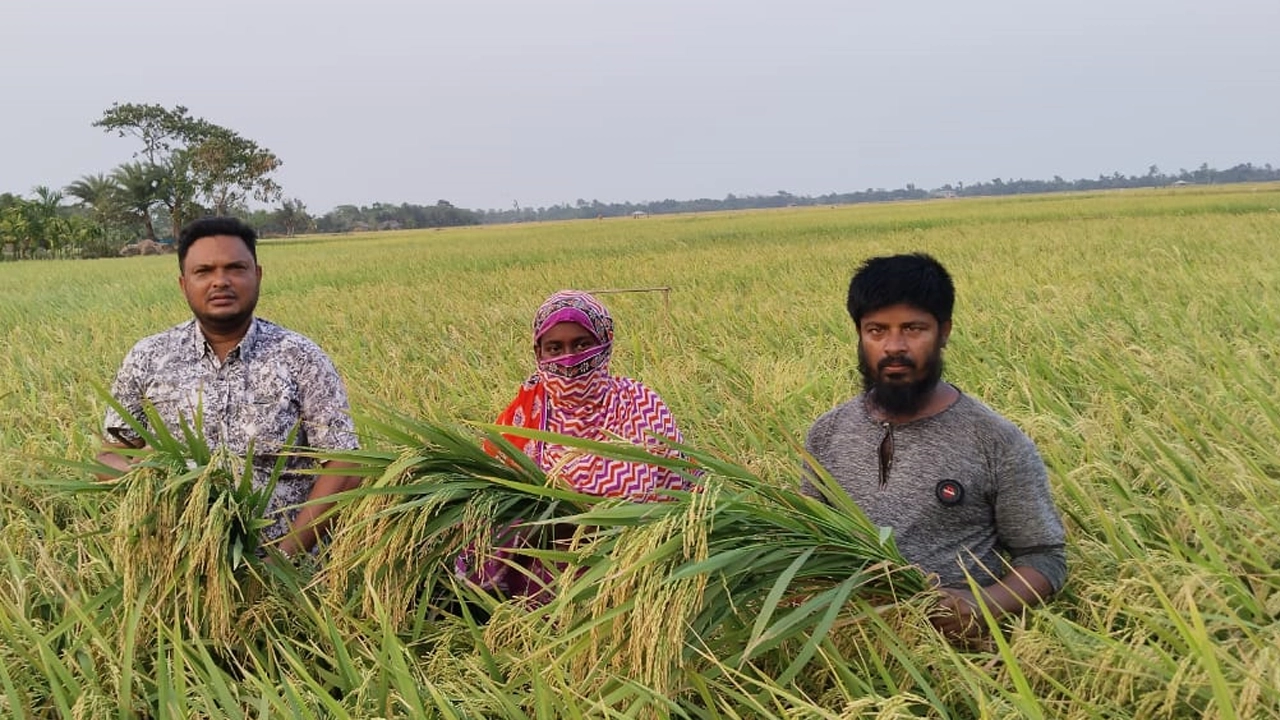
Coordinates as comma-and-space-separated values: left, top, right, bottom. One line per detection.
2, 103, 284, 259
1, 100, 1276, 260
0, 102, 481, 260
245, 199, 481, 237
473, 162, 1280, 223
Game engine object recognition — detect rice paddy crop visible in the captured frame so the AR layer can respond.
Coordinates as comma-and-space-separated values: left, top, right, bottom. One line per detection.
2, 184, 1279, 717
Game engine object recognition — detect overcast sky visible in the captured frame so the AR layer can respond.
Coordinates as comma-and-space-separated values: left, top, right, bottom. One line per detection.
3, 0, 1277, 213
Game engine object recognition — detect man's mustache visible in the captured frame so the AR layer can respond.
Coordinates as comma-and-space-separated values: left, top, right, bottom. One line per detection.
878, 356, 915, 370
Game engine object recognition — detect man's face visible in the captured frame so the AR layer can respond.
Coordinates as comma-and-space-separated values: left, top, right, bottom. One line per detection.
179, 234, 262, 332
856, 303, 950, 416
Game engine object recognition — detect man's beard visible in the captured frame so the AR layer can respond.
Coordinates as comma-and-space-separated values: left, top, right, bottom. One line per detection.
192, 295, 258, 336
858, 342, 945, 417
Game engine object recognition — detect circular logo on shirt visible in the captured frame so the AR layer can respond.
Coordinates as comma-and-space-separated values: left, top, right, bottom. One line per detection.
935, 479, 965, 506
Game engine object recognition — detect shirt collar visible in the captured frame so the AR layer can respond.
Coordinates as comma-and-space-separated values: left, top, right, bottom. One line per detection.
183, 317, 260, 362
180, 319, 204, 361
238, 317, 262, 361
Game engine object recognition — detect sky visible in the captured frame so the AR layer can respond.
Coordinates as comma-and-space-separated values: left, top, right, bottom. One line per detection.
3, 0, 1278, 214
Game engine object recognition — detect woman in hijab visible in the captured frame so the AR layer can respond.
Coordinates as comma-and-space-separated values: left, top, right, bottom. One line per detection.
492, 289, 691, 498
457, 290, 692, 601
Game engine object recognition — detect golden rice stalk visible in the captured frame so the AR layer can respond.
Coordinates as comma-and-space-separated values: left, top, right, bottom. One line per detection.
110, 465, 173, 613
107, 447, 256, 646
319, 448, 462, 625
174, 452, 245, 642
565, 482, 717, 698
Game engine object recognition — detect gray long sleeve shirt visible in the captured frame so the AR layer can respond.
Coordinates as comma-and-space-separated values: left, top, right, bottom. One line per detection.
803, 391, 1067, 592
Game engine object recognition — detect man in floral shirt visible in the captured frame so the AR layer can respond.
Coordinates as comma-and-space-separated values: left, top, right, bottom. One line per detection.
98, 216, 359, 558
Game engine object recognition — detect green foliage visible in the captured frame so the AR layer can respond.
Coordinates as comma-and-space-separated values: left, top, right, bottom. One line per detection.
94, 101, 283, 237
187, 124, 283, 214
108, 162, 166, 240
2, 101, 285, 259
92, 102, 201, 166
244, 197, 314, 237
314, 200, 481, 233
0, 189, 111, 259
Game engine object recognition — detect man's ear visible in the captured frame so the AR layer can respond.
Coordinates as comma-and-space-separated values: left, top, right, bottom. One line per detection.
940, 320, 953, 347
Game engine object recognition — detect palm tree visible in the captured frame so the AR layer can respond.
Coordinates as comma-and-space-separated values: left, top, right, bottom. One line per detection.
16, 186, 65, 253
110, 162, 164, 241
30, 185, 63, 211
64, 173, 118, 218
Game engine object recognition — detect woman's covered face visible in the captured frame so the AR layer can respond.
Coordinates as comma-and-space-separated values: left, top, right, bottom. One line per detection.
536, 322, 599, 361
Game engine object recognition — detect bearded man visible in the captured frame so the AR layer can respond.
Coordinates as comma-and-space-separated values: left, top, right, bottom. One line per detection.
802, 253, 1066, 641
97, 216, 359, 559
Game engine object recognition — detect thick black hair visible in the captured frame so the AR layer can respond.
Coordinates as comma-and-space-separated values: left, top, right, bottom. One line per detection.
846, 253, 955, 327
177, 216, 258, 270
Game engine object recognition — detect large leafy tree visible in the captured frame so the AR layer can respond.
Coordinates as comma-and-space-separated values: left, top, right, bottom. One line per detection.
188, 126, 282, 215
92, 103, 197, 165
94, 102, 283, 237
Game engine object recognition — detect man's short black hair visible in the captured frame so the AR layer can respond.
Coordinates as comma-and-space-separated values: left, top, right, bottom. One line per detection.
177, 216, 258, 270
847, 253, 955, 327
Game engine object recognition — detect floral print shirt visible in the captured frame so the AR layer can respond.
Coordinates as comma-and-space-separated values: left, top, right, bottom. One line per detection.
103, 317, 359, 541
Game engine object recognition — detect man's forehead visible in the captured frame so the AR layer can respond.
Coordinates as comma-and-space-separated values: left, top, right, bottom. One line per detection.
861, 303, 938, 323
186, 235, 255, 262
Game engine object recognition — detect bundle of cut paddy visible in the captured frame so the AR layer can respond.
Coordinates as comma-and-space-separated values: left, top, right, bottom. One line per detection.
101, 405, 274, 646
321, 410, 928, 698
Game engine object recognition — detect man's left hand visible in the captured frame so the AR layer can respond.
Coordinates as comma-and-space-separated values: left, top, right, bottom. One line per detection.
931, 587, 985, 641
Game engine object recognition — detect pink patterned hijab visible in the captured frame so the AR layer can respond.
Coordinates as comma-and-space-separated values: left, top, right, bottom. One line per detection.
534, 290, 615, 410
502, 290, 689, 499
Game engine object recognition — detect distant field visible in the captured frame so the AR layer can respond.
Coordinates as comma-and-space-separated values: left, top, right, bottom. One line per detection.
2, 184, 1279, 717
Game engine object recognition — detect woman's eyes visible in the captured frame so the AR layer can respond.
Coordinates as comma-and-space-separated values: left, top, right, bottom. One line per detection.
544, 339, 596, 356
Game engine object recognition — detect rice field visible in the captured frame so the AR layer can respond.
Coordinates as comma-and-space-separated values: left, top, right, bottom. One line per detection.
2, 184, 1279, 717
